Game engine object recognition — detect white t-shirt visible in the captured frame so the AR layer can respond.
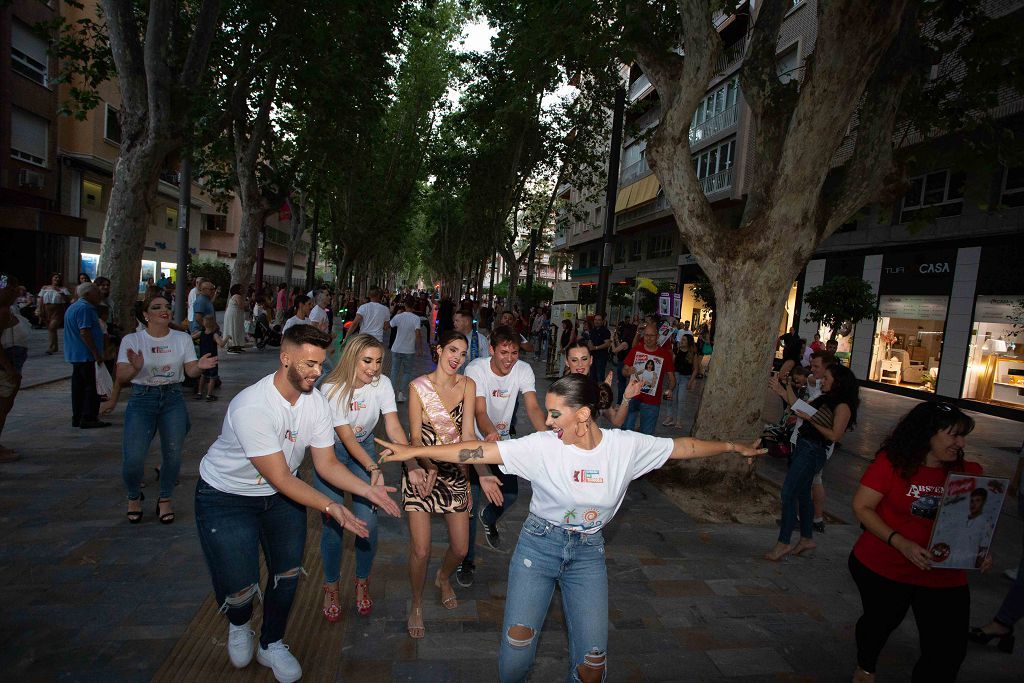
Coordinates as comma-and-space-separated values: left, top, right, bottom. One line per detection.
282, 315, 312, 333
320, 376, 398, 441
186, 287, 198, 323
498, 429, 673, 533
199, 373, 336, 496
117, 329, 197, 385
308, 305, 328, 330
390, 311, 421, 354
465, 357, 536, 439
356, 301, 390, 342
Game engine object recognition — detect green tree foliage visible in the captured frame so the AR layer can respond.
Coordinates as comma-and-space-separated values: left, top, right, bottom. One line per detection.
802, 277, 880, 341
187, 258, 230, 309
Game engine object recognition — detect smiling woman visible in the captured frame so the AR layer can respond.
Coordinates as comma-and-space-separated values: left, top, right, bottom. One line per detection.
377, 372, 762, 680
114, 294, 218, 525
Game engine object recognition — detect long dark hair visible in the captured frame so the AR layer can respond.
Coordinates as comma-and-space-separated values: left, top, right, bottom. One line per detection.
548, 373, 612, 417
816, 363, 860, 428
879, 401, 975, 479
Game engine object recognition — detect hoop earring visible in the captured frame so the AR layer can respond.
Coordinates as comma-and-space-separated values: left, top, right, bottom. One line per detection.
574, 421, 588, 437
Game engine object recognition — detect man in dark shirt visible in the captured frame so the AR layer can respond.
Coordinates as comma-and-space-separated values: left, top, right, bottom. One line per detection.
587, 312, 612, 382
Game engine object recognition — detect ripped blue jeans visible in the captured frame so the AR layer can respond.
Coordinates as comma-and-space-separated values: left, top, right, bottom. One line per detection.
499, 514, 608, 683
194, 478, 306, 647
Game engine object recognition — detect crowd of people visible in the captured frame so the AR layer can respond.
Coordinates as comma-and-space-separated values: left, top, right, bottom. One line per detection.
0, 271, 1021, 683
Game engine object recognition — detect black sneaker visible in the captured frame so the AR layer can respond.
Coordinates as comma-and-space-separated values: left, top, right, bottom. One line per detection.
479, 509, 501, 550
813, 520, 826, 534
456, 561, 475, 587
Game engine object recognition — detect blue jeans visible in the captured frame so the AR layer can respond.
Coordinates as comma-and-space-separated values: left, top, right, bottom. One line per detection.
194, 478, 306, 647
499, 514, 608, 683
669, 374, 691, 423
122, 383, 190, 500
390, 352, 414, 396
313, 437, 377, 581
778, 436, 828, 543
624, 399, 659, 435
467, 470, 520, 564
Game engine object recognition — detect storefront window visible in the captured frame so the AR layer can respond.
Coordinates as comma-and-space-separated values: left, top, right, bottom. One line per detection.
139, 260, 156, 294
869, 295, 948, 392
962, 295, 1024, 410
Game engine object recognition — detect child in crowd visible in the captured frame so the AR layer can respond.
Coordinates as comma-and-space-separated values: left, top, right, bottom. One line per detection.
191, 314, 226, 401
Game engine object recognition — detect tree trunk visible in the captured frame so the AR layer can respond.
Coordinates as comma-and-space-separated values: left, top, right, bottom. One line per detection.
231, 163, 267, 289
283, 196, 305, 288
100, 141, 166, 327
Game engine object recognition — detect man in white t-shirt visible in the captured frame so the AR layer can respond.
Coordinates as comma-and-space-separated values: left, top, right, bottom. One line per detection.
281, 295, 313, 334
453, 309, 489, 374
308, 293, 330, 333
186, 277, 205, 328
347, 287, 390, 343
458, 325, 547, 586
194, 324, 400, 680
389, 300, 422, 401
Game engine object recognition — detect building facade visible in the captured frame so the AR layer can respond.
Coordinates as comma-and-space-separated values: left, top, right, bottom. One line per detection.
557, 0, 1024, 418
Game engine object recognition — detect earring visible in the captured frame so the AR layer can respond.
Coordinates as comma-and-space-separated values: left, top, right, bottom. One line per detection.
575, 421, 588, 437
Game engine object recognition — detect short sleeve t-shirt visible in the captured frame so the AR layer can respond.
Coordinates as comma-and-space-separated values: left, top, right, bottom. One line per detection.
282, 315, 312, 333
63, 299, 104, 363
117, 329, 197, 385
199, 374, 336, 496
356, 302, 390, 342
589, 326, 611, 360
320, 376, 398, 441
498, 429, 673, 533
624, 344, 675, 405
389, 311, 421, 354
852, 451, 983, 588
191, 294, 215, 331
308, 305, 329, 330
465, 357, 536, 439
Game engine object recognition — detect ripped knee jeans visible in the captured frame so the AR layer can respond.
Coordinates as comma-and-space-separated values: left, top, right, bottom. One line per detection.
499, 513, 608, 683
195, 478, 307, 647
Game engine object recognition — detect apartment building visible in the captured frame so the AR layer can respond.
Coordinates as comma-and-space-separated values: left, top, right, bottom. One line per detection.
0, 1, 87, 287
2, 0, 311, 295
558, 0, 1024, 418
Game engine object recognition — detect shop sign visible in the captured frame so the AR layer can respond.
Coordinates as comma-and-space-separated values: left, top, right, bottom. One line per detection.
879, 295, 949, 321
974, 295, 1023, 324
879, 249, 956, 295
677, 253, 698, 266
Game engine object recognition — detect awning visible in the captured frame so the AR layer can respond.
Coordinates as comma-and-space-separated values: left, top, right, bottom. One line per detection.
614, 174, 660, 213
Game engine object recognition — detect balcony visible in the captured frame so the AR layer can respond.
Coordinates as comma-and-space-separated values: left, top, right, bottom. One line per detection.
553, 229, 567, 248
619, 157, 652, 186
628, 73, 653, 101
699, 167, 734, 196
689, 105, 738, 147
616, 193, 671, 229
714, 42, 744, 78
628, 106, 661, 137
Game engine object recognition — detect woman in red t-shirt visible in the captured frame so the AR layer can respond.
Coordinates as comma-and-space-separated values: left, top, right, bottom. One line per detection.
849, 402, 992, 683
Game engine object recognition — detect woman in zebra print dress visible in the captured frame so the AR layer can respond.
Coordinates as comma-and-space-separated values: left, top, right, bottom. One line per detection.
401, 330, 477, 639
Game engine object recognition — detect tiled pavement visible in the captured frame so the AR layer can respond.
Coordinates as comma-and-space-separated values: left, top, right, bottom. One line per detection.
1, 340, 1022, 681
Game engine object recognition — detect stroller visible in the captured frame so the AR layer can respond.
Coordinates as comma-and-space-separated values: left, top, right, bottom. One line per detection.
253, 318, 281, 349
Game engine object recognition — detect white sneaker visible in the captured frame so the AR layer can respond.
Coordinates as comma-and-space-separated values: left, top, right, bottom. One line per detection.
227, 622, 255, 668
257, 640, 302, 683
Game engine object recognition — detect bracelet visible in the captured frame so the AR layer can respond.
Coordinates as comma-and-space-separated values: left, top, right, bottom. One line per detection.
324, 502, 334, 514
367, 464, 379, 472
887, 530, 899, 546
726, 442, 735, 453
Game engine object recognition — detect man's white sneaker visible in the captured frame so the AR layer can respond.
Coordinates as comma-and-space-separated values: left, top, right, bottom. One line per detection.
257, 640, 302, 683
227, 622, 255, 668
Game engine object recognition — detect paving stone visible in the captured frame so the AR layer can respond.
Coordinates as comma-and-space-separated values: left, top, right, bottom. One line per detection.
706, 646, 794, 677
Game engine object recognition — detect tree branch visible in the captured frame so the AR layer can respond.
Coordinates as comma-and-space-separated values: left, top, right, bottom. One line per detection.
821, 3, 923, 234
99, 0, 145, 113
180, 0, 222, 89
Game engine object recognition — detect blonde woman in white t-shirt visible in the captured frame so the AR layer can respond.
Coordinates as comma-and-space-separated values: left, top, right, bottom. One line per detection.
377, 373, 764, 681
115, 294, 217, 524
317, 334, 409, 623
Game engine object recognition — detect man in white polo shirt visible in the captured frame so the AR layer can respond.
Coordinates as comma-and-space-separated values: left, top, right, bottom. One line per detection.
458, 325, 547, 587
194, 324, 400, 682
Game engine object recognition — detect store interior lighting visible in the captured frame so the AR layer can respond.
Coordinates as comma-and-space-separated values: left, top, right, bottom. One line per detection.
981, 339, 1008, 355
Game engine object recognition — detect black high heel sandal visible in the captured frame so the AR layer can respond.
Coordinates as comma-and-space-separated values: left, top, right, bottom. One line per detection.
968, 626, 1015, 653
156, 498, 175, 524
126, 493, 145, 524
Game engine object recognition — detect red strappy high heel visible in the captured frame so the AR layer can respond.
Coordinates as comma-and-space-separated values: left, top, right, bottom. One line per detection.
355, 578, 373, 616
322, 584, 340, 623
